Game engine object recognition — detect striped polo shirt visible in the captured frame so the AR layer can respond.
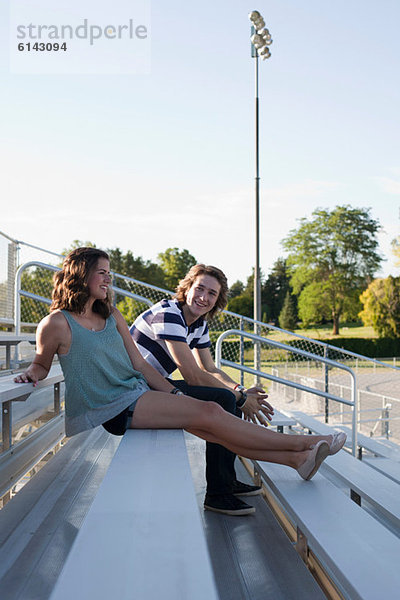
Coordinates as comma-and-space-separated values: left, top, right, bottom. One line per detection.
130, 299, 211, 377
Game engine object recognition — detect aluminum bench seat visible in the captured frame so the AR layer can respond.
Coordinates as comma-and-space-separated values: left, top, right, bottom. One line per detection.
281, 409, 400, 527
336, 425, 400, 460
253, 460, 400, 600
362, 455, 400, 484
50, 429, 218, 600
0, 427, 119, 600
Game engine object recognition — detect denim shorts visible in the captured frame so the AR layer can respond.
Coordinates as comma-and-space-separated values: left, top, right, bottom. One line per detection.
102, 384, 148, 436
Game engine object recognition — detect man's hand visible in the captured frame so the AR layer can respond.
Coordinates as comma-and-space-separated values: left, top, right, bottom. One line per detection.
240, 386, 274, 426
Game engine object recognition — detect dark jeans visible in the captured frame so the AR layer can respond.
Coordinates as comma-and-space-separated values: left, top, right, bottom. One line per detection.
168, 379, 240, 496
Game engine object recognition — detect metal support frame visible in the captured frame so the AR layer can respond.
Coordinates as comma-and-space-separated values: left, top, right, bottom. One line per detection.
6, 345, 11, 370
254, 466, 261, 487
296, 527, 308, 563
2, 402, 12, 451
54, 383, 61, 414
350, 489, 361, 506
0, 413, 65, 499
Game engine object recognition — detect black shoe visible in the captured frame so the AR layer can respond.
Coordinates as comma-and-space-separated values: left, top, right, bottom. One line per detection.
204, 494, 255, 516
231, 480, 262, 497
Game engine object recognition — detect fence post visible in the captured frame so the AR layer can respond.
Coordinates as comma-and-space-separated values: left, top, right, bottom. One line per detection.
324, 346, 329, 423
382, 397, 391, 439
239, 317, 244, 386
340, 386, 344, 423
6, 241, 18, 329
54, 383, 61, 415
254, 321, 261, 386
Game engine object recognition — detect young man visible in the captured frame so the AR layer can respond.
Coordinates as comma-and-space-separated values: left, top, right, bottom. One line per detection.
130, 264, 274, 516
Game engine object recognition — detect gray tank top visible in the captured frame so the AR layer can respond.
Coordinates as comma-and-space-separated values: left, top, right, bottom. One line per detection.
59, 310, 148, 436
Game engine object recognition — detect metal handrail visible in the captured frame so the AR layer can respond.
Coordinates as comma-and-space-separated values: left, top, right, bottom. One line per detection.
14, 262, 154, 336
222, 311, 400, 371
215, 329, 358, 455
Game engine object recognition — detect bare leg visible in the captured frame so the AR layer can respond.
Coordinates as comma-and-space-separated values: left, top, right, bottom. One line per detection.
187, 427, 308, 467
131, 391, 332, 459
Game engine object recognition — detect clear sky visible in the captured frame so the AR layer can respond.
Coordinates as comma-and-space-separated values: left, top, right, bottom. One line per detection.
1, 1, 399, 286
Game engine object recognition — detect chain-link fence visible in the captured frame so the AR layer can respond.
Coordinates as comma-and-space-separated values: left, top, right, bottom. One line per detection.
0, 233, 18, 327
2, 230, 400, 442
0, 231, 63, 330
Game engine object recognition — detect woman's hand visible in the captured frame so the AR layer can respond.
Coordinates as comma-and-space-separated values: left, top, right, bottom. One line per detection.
14, 371, 38, 386
14, 363, 46, 387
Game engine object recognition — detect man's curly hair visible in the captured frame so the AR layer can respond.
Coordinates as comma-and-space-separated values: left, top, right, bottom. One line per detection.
51, 247, 112, 318
174, 264, 228, 320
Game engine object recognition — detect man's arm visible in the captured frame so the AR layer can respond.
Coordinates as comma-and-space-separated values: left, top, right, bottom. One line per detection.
165, 341, 274, 425
192, 347, 243, 388
165, 340, 227, 388
113, 308, 176, 394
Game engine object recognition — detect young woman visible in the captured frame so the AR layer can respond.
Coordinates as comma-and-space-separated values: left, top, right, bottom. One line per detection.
14, 247, 346, 481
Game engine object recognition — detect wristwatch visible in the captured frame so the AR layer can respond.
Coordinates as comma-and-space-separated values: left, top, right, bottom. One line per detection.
170, 387, 184, 396
234, 385, 247, 408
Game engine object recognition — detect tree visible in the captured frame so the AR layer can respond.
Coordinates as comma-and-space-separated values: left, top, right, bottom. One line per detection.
391, 236, 400, 267
229, 280, 244, 299
227, 270, 265, 319
359, 276, 400, 338
296, 280, 362, 329
61, 240, 96, 258
262, 258, 294, 325
116, 297, 152, 325
283, 205, 382, 334
278, 291, 298, 330
157, 248, 197, 290
227, 293, 253, 318
108, 248, 165, 288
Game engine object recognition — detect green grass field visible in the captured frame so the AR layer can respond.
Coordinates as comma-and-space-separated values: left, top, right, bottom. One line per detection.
267, 323, 377, 341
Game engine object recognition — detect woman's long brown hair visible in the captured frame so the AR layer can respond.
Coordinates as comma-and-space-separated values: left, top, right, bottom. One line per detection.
51, 247, 112, 318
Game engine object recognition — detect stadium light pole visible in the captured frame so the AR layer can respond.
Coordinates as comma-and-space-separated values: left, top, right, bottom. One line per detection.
248, 10, 272, 381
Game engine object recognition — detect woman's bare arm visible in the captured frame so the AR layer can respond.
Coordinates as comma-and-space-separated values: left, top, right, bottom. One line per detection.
14, 312, 67, 386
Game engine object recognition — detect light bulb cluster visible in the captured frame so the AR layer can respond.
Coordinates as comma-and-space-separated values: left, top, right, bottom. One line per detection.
249, 10, 272, 60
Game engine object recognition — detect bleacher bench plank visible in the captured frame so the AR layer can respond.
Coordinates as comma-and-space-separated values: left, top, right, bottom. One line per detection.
50, 429, 219, 600
254, 461, 400, 600
281, 409, 400, 527
0, 428, 120, 600
336, 426, 400, 461
0, 365, 63, 404
362, 456, 400, 484
320, 449, 400, 528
